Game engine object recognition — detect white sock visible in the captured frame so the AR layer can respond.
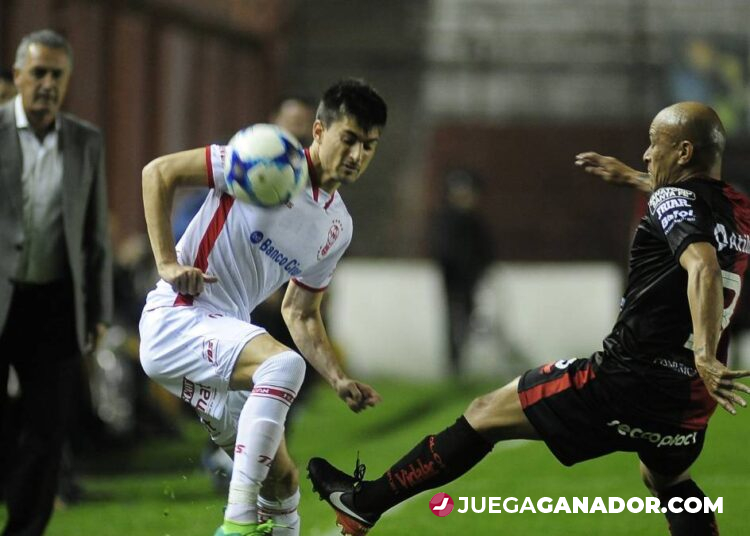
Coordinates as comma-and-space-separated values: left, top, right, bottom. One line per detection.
258, 489, 301, 535
224, 351, 306, 524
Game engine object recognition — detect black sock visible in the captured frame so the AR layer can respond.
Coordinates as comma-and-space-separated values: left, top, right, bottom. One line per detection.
659, 480, 719, 536
357, 416, 493, 513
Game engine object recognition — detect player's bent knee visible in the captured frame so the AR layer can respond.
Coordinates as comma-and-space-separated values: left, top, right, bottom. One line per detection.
465, 379, 536, 441
252, 351, 307, 398
465, 393, 496, 424
465, 381, 518, 423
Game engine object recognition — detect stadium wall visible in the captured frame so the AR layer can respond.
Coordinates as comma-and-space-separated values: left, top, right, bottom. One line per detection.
327, 259, 623, 381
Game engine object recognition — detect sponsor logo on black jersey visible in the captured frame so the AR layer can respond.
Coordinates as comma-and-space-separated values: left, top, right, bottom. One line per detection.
714, 223, 750, 254
659, 208, 695, 233
654, 358, 697, 377
649, 188, 698, 233
648, 187, 696, 213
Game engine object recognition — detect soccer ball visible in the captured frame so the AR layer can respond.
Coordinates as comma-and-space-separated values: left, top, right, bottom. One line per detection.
224, 124, 308, 207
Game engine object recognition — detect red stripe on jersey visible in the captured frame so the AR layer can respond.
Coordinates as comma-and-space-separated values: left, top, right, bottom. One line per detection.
680, 378, 716, 430
174, 294, 194, 306
196, 194, 233, 271
519, 364, 596, 409
206, 146, 215, 189
725, 182, 750, 290
291, 278, 327, 293
723, 183, 750, 234
173, 193, 235, 306
722, 183, 750, 361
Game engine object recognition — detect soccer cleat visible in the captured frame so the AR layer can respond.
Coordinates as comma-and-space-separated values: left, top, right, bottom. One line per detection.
213, 519, 279, 536
307, 456, 381, 536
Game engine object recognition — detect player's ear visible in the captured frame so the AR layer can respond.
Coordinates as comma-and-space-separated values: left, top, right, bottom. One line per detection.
677, 140, 694, 165
312, 120, 325, 143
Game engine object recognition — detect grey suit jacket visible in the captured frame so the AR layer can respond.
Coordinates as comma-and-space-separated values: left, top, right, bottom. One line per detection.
0, 100, 113, 353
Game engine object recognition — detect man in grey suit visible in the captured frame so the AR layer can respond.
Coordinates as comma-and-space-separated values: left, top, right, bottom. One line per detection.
0, 29, 112, 536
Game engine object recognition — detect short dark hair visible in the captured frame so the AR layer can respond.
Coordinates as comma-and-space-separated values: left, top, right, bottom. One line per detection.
15, 29, 73, 70
316, 78, 387, 132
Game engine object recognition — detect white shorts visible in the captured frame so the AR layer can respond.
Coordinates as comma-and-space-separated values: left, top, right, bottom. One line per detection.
199, 390, 249, 449
139, 305, 266, 420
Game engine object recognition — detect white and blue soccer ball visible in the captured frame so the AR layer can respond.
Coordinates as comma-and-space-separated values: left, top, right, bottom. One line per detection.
224, 124, 308, 207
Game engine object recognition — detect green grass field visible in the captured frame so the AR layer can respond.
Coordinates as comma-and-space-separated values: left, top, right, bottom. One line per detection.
2, 378, 748, 535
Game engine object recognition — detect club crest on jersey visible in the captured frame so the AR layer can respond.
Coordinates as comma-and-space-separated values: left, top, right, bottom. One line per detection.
318, 219, 343, 260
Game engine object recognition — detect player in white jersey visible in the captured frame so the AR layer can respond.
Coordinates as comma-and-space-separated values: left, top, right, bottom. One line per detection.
139, 79, 387, 536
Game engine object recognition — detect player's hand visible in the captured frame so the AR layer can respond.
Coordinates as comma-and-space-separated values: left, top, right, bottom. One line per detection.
159, 262, 218, 295
335, 378, 382, 413
695, 358, 750, 415
575, 152, 652, 192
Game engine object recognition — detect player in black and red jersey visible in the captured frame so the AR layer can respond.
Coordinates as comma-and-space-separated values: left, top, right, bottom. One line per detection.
307, 102, 750, 536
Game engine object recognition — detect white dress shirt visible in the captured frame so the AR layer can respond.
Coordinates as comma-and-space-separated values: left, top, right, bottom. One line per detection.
14, 94, 67, 283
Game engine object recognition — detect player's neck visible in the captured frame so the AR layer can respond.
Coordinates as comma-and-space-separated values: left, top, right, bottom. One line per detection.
307, 145, 341, 194
318, 179, 340, 194
672, 169, 721, 185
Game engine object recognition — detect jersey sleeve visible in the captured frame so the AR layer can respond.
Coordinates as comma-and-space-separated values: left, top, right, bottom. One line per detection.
647, 185, 716, 260
206, 145, 229, 192
293, 220, 353, 292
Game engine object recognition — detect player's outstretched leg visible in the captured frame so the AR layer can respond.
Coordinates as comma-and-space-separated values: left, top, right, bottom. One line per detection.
640, 464, 719, 536
308, 379, 535, 535
216, 350, 305, 536
308, 416, 491, 535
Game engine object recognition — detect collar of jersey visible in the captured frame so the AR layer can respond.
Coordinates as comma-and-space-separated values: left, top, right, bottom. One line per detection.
304, 148, 336, 210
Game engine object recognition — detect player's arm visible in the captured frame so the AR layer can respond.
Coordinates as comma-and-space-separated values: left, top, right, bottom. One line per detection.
575, 152, 652, 192
680, 241, 750, 414
142, 148, 218, 295
281, 280, 381, 413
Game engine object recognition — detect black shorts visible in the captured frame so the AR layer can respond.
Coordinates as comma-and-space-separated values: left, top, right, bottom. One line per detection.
517, 356, 705, 476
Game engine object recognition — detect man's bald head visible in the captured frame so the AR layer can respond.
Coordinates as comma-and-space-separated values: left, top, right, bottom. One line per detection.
652, 102, 726, 168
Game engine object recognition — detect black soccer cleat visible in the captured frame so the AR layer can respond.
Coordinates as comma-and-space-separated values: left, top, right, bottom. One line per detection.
307, 457, 381, 536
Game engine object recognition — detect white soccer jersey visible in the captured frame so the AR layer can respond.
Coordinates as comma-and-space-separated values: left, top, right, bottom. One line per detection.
144, 145, 353, 321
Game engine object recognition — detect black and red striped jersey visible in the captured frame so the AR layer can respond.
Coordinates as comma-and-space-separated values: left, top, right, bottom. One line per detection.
597, 177, 750, 428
